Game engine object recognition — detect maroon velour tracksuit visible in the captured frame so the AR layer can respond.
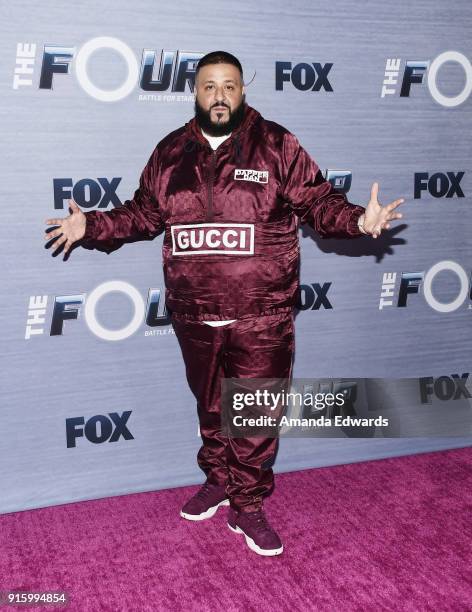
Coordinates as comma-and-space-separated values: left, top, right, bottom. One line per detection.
81, 102, 365, 512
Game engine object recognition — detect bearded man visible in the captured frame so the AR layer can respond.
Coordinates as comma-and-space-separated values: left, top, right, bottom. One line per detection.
44, 50, 404, 556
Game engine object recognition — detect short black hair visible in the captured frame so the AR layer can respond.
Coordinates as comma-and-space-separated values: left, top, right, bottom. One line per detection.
196, 51, 243, 81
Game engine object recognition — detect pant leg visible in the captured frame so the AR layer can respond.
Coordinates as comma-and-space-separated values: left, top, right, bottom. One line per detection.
171, 314, 229, 486
223, 309, 295, 512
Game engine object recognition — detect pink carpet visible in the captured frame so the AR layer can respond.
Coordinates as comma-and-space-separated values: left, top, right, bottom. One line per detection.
1, 447, 471, 611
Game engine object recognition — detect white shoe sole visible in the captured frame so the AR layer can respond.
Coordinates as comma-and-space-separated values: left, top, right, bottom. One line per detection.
180, 498, 230, 521
227, 522, 284, 556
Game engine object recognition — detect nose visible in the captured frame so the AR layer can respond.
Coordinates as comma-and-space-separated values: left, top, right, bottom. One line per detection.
212, 86, 228, 104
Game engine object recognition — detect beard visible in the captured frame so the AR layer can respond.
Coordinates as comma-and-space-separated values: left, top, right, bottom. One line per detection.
194, 93, 246, 137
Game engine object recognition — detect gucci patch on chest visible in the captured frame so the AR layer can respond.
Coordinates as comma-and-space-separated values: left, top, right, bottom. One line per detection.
171, 223, 255, 255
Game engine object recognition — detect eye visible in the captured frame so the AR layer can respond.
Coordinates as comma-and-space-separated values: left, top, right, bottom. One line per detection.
205, 85, 213, 90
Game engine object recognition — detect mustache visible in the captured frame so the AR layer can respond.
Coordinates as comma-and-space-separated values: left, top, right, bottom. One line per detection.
194, 93, 246, 136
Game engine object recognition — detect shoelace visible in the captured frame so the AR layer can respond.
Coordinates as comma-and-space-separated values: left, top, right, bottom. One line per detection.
244, 510, 273, 534
195, 483, 217, 500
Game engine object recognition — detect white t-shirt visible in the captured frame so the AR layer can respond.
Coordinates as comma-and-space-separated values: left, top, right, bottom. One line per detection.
200, 128, 237, 328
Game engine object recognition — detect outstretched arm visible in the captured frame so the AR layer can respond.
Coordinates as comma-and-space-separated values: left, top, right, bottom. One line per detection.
45, 146, 164, 257
280, 133, 405, 239
280, 132, 365, 239
80, 145, 164, 254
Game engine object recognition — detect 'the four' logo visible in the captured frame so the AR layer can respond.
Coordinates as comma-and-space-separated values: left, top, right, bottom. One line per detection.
379, 261, 472, 312
381, 51, 472, 107
13, 37, 204, 101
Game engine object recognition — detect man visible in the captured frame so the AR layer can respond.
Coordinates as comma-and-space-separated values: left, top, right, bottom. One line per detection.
44, 51, 404, 557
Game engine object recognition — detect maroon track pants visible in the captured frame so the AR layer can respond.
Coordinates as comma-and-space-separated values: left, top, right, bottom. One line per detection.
171, 308, 295, 512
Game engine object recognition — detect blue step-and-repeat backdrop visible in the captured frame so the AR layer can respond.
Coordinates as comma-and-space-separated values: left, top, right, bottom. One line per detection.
1, 0, 471, 513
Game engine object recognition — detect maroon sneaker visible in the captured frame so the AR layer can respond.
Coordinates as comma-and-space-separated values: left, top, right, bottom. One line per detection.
227, 507, 283, 556
180, 482, 229, 521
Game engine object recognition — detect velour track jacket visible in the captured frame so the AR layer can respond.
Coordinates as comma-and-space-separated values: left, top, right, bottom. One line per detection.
81, 102, 366, 320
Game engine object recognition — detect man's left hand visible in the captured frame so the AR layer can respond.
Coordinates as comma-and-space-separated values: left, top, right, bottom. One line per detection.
360, 182, 405, 239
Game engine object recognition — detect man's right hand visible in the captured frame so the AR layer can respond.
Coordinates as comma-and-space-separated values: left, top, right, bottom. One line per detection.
44, 199, 87, 256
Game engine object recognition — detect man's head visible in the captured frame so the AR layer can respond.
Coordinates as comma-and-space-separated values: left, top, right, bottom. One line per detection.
194, 51, 246, 137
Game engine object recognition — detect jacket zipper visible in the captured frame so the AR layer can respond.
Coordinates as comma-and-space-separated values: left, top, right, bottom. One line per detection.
206, 148, 216, 221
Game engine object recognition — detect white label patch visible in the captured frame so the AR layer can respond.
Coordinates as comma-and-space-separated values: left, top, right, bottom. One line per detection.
234, 168, 269, 183
171, 223, 255, 256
